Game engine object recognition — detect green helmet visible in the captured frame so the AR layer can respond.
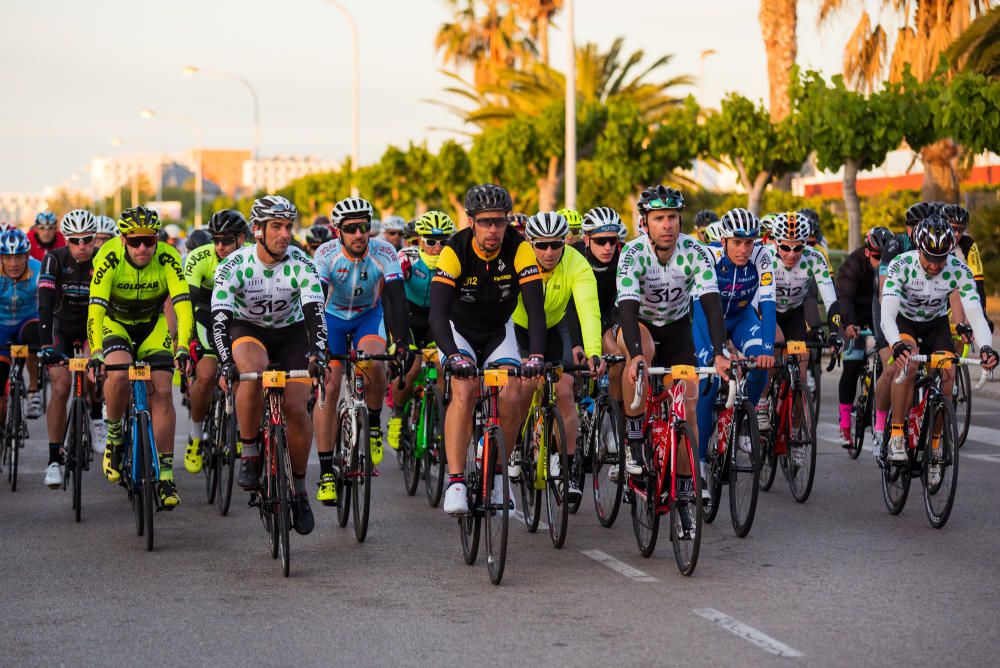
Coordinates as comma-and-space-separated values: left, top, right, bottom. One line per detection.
414, 210, 456, 237
557, 208, 583, 232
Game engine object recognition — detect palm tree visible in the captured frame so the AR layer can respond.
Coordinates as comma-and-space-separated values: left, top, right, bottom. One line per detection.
435, 0, 534, 87
759, 0, 798, 121
947, 5, 1000, 75
511, 0, 563, 65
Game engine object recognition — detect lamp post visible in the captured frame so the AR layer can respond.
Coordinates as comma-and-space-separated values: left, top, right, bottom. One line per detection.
182, 65, 261, 161
564, 0, 576, 210
322, 0, 360, 197
696, 49, 717, 188
141, 108, 204, 228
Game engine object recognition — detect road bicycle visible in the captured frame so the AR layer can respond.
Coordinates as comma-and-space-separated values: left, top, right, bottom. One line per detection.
0, 344, 36, 492
394, 347, 446, 504
204, 377, 238, 515
55, 347, 93, 522
847, 329, 877, 460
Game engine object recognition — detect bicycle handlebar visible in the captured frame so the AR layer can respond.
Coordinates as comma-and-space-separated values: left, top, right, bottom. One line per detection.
630, 363, 717, 411
237, 369, 325, 409
894, 354, 982, 384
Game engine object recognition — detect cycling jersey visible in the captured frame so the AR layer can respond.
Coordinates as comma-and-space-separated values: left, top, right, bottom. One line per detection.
512, 245, 602, 358
398, 246, 433, 309
773, 246, 835, 312
0, 257, 41, 326
836, 246, 876, 328
27, 228, 66, 263
954, 235, 988, 307
183, 243, 218, 316
38, 247, 92, 347
879, 232, 913, 277
313, 238, 402, 320
579, 244, 620, 333
87, 237, 193, 355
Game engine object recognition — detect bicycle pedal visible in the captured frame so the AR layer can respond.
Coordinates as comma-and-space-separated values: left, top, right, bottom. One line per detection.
248, 494, 262, 509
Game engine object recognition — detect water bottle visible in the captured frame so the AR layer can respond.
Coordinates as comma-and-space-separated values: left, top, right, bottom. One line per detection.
581, 395, 595, 415
476, 436, 483, 468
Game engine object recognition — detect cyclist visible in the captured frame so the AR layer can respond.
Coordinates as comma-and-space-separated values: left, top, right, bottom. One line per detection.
28, 211, 66, 262
94, 215, 118, 248
304, 223, 332, 257
558, 208, 584, 247
430, 184, 547, 515
692, 207, 774, 492
368, 218, 382, 240
510, 211, 603, 502
615, 187, 729, 496
759, 213, 778, 245
797, 208, 831, 385
181, 209, 248, 474
943, 204, 990, 322
881, 215, 998, 473
692, 209, 719, 243
703, 220, 724, 245
87, 206, 192, 509
509, 212, 529, 238
0, 229, 43, 424
212, 195, 328, 534
311, 197, 414, 505
38, 210, 102, 488
403, 219, 420, 247
381, 215, 406, 250
387, 210, 455, 450
185, 229, 212, 254
835, 226, 891, 446
576, 207, 626, 335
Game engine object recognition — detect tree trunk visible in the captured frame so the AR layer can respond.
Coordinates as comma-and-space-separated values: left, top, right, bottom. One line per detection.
920, 138, 961, 203
537, 155, 561, 211
843, 158, 863, 252
448, 192, 470, 229
747, 171, 771, 217
759, 0, 797, 122
540, 14, 550, 66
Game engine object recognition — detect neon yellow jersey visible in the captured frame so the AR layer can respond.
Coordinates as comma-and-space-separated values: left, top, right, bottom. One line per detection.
512, 245, 602, 357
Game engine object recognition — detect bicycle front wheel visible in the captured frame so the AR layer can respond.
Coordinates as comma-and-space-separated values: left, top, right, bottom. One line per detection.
71, 400, 85, 522
460, 429, 481, 565
810, 356, 822, 423
787, 386, 817, 503
631, 438, 660, 558
703, 411, 724, 524
729, 401, 761, 538
8, 387, 21, 492
518, 412, 542, 533
671, 421, 702, 576
592, 398, 624, 528
335, 406, 353, 527
274, 425, 292, 577
879, 411, 911, 514
351, 408, 372, 543
758, 386, 779, 492
923, 398, 959, 529
953, 365, 971, 449
216, 400, 237, 516
401, 414, 421, 497
848, 372, 871, 460
138, 412, 155, 552
423, 386, 446, 507
545, 408, 569, 549
483, 426, 509, 585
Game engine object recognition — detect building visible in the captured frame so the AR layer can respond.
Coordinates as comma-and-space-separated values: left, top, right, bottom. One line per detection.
90, 153, 168, 199
0, 192, 49, 226
192, 149, 251, 198
242, 156, 340, 193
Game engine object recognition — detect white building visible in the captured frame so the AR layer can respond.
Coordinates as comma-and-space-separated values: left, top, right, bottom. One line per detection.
242, 156, 340, 193
0, 192, 49, 226
91, 153, 170, 199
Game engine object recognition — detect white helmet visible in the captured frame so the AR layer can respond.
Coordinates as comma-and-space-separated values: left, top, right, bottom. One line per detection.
163, 223, 182, 239
369, 218, 382, 235
582, 207, 626, 240
60, 209, 96, 236
525, 211, 569, 240
704, 221, 724, 243
718, 208, 759, 239
95, 215, 118, 236
330, 197, 374, 226
382, 215, 405, 232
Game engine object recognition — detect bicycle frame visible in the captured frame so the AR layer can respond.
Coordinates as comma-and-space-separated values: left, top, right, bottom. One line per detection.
125, 365, 160, 486
411, 349, 440, 460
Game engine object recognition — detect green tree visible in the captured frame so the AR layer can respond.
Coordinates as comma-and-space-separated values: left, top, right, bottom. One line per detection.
947, 5, 1000, 76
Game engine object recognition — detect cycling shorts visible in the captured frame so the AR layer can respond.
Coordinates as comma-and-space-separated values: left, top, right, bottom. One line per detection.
101, 315, 173, 365
53, 319, 88, 358
326, 306, 385, 357
776, 305, 808, 343
231, 320, 309, 372
694, 307, 764, 367
515, 320, 574, 365
0, 316, 39, 363
440, 319, 520, 369
896, 315, 953, 356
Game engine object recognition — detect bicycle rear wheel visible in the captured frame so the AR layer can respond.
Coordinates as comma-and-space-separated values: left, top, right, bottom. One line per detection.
351, 408, 372, 543
8, 385, 21, 491
671, 422, 702, 576
460, 429, 481, 565
335, 407, 353, 527
631, 438, 660, 558
758, 385, 779, 492
810, 356, 822, 423
483, 426, 509, 585
71, 401, 85, 522
787, 386, 817, 503
545, 409, 569, 549
923, 399, 959, 529
953, 365, 971, 449
518, 412, 542, 533
879, 411, 911, 514
274, 425, 292, 576
849, 372, 871, 460
138, 412, 155, 552
203, 426, 219, 505
401, 420, 421, 496
423, 387, 446, 507
729, 401, 761, 538
592, 398, 624, 528
216, 399, 237, 516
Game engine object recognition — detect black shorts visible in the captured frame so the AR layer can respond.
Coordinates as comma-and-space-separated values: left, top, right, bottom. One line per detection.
776, 306, 808, 342
53, 319, 87, 357
614, 317, 696, 368
514, 321, 574, 364
231, 320, 310, 371
409, 306, 433, 349
896, 315, 953, 355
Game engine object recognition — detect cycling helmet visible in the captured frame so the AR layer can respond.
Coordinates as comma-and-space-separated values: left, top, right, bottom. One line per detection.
163, 224, 182, 240
509, 212, 529, 232
557, 208, 583, 232
759, 213, 778, 237
637, 185, 684, 215
382, 215, 406, 232
704, 221, 724, 243
0, 228, 31, 255
464, 184, 513, 216
905, 201, 938, 227
771, 212, 810, 243
915, 214, 955, 259
313, 215, 331, 228
330, 197, 374, 226
865, 226, 893, 253
719, 208, 760, 239
35, 211, 58, 227
693, 210, 720, 229
525, 212, 569, 240
797, 207, 820, 234
582, 207, 626, 239
158, 229, 169, 242
117, 206, 161, 235
404, 219, 418, 239
60, 209, 96, 236
941, 203, 970, 228
414, 210, 456, 237
185, 228, 212, 251
95, 215, 118, 236
208, 209, 248, 236
305, 224, 333, 246
250, 195, 298, 226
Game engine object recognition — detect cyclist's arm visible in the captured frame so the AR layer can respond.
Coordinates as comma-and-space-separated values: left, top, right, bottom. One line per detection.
755, 247, 777, 353
87, 246, 116, 356
835, 253, 860, 326
617, 299, 643, 357
163, 248, 193, 350
698, 292, 728, 356
880, 258, 905, 346
810, 249, 841, 328
295, 254, 329, 359
37, 251, 59, 347
381, 279, 412, 348
568, 258, 602, 358
210, 257, 238, 365
513, 240, 546, 357
563, 298, 584, 351
429, 246, 465, 358
954, 263, 992, 349
183, 247, 212, 314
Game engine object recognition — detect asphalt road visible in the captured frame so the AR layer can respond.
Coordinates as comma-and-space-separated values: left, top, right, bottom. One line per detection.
3, 366, 1000, 667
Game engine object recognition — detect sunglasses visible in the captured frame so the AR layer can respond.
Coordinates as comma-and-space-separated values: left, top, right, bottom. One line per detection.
124, 235, 157, 249
533, 241, 565, 251
67, 235, 95, 246
589, 236, 618, 247
867, 252, 882, 261
921, 252, 947, 266
777, 243, 805, 253
421, 238, 446, 248
213, 235, 237, 246
341, 223, 370, 235
646, 197, 682, 209
474, 216, 508, 228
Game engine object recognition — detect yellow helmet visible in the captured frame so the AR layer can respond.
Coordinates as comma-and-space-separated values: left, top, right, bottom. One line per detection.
117, 206, 161, 235
557, 208, 583, 232
414, 210, 456, 237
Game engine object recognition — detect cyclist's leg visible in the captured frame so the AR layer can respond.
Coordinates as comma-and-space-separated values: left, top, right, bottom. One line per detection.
391, 308, 430, 410
443, 323, 479, 478
46, 326, 73, 464
920, 317, 957, 429
602, 326, 623, 403
135, 317, 177, 483
616, 321, 656, 473
730, 308, 769, 405
189, 323, 217, 426
232, 322, 269, 487
351, 308, 389, 465
887, 328, 919, 460
315, 312, 357, 461
840, 318, 871, 434
100, 321, 136, 481
872, 297, 893, 436
652, 318, 698, 477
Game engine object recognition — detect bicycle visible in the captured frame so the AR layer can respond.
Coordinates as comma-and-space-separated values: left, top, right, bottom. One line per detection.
566, 355, 625, 528
949, 324, 976, 449
627, 362, 712, 576
847, 329, 878, 460
104, 360, 179, 552
56, 347, 94, 523
394, 347, 446, 504
240, 367, 323, 577
758, 340, 823, 502
446, 364, 517, 586
329, 337, 396, 543
1, 343, 39, 492
513, 361, 588, 549
878, 352, 979, 528
204, 378, 239, 516
702, 358, 761, 538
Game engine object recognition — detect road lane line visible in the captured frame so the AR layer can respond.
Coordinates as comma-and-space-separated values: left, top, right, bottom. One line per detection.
693, 608, 803, 658
580, 549, 658, 583
512, 509, 548, 531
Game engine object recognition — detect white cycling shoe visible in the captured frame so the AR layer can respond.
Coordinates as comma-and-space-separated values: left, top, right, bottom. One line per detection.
44, 462, 63, 488
443, 482, 469, 515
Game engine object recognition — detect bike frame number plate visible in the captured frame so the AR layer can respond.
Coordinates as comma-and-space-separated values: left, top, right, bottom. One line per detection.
483, 369, 508, 387
129, 365, 151, 381
930, 352, 955, 369
786, 340, 807, 355
10, 345, 28, 358
422, 348, 438, 363
69, 358, 88, 372
670, 365, 697, 381
262, 371, 286, 388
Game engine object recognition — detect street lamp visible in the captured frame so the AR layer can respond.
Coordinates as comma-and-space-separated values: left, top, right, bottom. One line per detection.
564, 0, 576, 210
140, 108, 204, 228
699, 49, 717, 104
321, 0, 360, 197
182, 65, 261, 160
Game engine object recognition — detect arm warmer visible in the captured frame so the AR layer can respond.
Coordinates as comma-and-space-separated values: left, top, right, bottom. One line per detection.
381, 279, 412, 348
618, 299, 642, 357
429, 280, 460, 358
698, 292, 728, 357
520, 278, 547, 357
211, 307, 233, 365
302, 301, 328, 358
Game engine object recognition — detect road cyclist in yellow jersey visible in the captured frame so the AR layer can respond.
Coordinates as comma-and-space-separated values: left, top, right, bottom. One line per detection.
87, 206, 194, 508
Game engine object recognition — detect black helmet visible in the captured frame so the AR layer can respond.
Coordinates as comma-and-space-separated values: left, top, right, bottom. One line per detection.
797, 208, 821, 236
313, 215, 331, 228
864, 226, 893, 253
915, 214, 956, 259
692, 210, 719, 228
185, 229, 212, 252
208, 209, 249, 235
305, 224, 333, 246
637, 185, 684, 215
464, 184, 513, 216
905, 201, 939, 228
941, 203, 970, 228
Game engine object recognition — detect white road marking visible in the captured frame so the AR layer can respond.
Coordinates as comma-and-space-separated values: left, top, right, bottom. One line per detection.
693, 607, 804, 658
512, 509, 548, 531
580, 549, 658, 583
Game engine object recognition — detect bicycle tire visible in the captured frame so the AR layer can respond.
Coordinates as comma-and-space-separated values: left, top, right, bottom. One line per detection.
703, 405, 724, 524
670, 421, 702, 576
758, 385, 779, 492
729, 400, 761, 538
352, 408, 372, 543
810, 356, 822, 423
483, 426, 509, 585
8, 382, 21, 491
879, 410, 911, 514
423, 386, 446, 507
848, 370, 870, 460
128, 411, 143, 538
953, 365, 971, 449
519, 410, 542, 533
138, 412, 155, 552
786, 386, 817, 503
335, 407, 353, 528
592, 398, 624, 528
72, 400, 84, 522
203, 424, 219, 506
217, 399, 237, 516
923, 398, 959, 529
460, 426, 481, 565
545, 408, 570, 549
274, 425, 292, 576
401, 412, 421, 496
631, 436, 660, 558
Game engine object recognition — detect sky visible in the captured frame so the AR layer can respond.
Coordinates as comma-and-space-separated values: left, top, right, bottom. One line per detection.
0, 0, 858, 193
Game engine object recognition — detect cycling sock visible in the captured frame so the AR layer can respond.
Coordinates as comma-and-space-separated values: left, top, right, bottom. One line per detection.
875, 410, 889, 432
448, 473, 465, 487
240, 435, 260, 459
318, 451, 335, 476
107, 418, 123, 444
890, 422, 904, 438
159, 453, 174, 481
674, 475, 694, 501
293, 473, 306, 496
48, 442, 61, 465
625, 415, 644, 442
190, 420, 204, 441
838, 404, 852, 429
367, 407, 382, 432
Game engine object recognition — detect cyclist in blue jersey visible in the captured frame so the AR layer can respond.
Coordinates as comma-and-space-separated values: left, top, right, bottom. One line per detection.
692, 208, 777, 496
0, 228, 43, 423
311, 196, 415, 505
